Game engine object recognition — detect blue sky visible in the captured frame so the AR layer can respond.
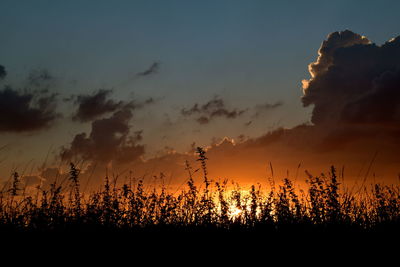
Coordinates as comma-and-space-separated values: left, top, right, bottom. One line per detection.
0, 0, 400, 170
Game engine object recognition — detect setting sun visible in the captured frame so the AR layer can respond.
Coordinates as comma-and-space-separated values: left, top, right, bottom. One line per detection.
1, 1, 400, 241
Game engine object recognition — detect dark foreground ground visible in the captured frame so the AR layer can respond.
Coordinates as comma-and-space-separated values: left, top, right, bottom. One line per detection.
1, 164, 399, 256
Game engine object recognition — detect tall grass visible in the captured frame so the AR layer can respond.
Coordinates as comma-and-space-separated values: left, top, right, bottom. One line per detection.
0, 148, 399, 233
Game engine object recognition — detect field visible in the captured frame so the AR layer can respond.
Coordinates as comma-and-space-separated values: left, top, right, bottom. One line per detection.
1, 148, 399, 237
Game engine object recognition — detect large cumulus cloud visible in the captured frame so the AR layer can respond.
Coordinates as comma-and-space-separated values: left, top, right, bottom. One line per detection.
302, 30, 400, 129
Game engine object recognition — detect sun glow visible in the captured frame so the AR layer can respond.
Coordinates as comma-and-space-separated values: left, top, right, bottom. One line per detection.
229, 206, 243, 218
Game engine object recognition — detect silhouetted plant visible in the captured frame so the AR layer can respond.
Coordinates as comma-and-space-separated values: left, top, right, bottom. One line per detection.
69, 163, 81, 216
1, 154, 400, 233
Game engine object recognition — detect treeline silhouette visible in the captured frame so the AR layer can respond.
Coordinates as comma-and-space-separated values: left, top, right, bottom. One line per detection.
1, 147, 399, 234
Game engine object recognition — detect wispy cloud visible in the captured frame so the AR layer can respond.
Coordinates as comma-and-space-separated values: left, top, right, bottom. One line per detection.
181, 96, 246, 124
137, 61, 160, 76
252, 101, 283, 118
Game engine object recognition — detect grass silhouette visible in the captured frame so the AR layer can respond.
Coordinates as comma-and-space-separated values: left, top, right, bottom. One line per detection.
1, 147, 399, 234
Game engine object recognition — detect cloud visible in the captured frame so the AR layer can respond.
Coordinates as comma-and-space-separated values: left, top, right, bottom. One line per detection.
0, 86, 59, 132
181, 96, 246, 124
122, 31, 400, 185
306, 30, 370, 80
342, 68, 400, 126
252, 101, 283, 118
137, 61, 160, 76
15, 30, 400, 189
255, 101, 283, 110
71, 89, 158, 123
302, 30, 400, 129
27, 69, 54, 88
0, 65, 6, 80
182, 98, 280, 124
72, 89, 123, 122
298, 30, 400, 150
62, 107, 144, 164
19, 167, 71, 190
244, 121, 252, 126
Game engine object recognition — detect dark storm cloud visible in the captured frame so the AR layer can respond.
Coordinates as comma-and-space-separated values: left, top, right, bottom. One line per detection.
0, 65, 6, 80
62, 107, 144, 164
137, 61, 160, 76
73, 89, 123, 122
0, 86, 59, 132
342, 67, 400, 125
302, 30, 400, 128
181, 96, 246, 124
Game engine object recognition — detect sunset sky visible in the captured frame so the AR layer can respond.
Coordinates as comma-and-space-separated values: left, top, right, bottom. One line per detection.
1, 0, 400, 187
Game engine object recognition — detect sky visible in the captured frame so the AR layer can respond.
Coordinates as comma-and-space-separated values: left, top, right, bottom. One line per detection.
1, 0, 400, 187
